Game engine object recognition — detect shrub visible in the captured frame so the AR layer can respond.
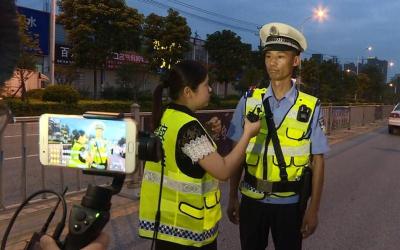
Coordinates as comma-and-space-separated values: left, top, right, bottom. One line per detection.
26, 89, 45, 99
42, 85, 80, 104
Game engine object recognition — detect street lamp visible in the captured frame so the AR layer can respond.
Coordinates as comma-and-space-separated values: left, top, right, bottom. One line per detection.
298, 5, 328, 89
300, 5, 329, 33
356, 46, 373, 75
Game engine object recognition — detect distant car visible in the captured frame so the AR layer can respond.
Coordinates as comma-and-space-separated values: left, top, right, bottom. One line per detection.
388, 103, 400, 134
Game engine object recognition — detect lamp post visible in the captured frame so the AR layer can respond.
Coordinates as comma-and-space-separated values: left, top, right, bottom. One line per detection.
388, 61, 395, 82
49, 0, 56, 84
298, 5, 328, 89
389, 83, 397, 94
356, 46, 372, 75
300, 6, 329, 33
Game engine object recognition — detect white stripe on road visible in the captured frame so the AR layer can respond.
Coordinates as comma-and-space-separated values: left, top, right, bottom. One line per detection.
4, 134, 39, 138
4, 154, 39, 160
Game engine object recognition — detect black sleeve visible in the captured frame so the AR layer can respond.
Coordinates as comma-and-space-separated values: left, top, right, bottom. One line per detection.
175, 120, 214, 179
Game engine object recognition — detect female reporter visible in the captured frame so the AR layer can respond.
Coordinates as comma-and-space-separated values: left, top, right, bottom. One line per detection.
139, 60, 260, 250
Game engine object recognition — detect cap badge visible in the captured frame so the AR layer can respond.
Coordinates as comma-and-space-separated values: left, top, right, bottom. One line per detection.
269, 26, 279, 36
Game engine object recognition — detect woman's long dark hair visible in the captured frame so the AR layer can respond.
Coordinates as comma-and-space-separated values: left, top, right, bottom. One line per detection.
71, 130, 85, 143
152, 60, 207, 129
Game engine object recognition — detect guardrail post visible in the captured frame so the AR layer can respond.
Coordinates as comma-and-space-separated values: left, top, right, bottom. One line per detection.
362, 105, 365, 126
348, 104, 352, 130
41, 163, 47, 199
21, 122, 27, 201
127, 103, 141, 192
327, 103, 333, 135
0, 136, 4, 209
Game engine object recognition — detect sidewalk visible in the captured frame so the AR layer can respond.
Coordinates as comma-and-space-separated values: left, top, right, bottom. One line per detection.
0, 120, 388, 249
326, 120, 387, 145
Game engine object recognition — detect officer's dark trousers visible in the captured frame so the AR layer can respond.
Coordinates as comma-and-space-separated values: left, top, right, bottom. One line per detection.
239, 195, 302, 250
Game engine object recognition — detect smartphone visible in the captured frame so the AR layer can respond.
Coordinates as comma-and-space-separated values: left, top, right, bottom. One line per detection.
39, 114, 137, 174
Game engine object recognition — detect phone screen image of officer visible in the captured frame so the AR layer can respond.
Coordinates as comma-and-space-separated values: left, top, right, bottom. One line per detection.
47, 117, 127, 172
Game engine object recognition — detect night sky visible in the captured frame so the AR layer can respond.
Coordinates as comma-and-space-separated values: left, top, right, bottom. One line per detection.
17, 0, 400, 78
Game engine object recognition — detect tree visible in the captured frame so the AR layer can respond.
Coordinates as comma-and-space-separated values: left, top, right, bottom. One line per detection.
360, 65, 385, 102
9, 14, 40, 101
0, 0, 20, 85
302, 59, 347, 103
115, 63, 149, 102
58, 0, 144, 98
204, 30, 251, 97
54, 65, 78, 85
236, 67, 264, 94
342, 71, 358, 102
301, 58, 319, 97
318, 61, 343, 102
143, 9, 191, 72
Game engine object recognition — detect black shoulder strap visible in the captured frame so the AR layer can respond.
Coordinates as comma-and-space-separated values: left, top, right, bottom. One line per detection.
263, 97, 288, 181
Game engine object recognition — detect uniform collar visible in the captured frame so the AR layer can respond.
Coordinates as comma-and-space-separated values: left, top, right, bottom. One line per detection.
167, 102, 196, 117
264, 79, 297, 105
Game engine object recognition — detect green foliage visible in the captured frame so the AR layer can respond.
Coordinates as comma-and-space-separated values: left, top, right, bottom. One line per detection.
102, 86, 134, 101
115, 63, 149, 101
54, 65, 78, 85
42, 85, 80, 104
143, 9, 191, 71
58, 0, 144, 97
301, 58, 387, 103
0, 0, 19, 84
5, 99, 136, 116
236, 67, 264, 94
11, 14, 41, 101
16, 14, 38, 70
26, 88, 45, 99
359, 65, 385, 102
204, 30, 252, 96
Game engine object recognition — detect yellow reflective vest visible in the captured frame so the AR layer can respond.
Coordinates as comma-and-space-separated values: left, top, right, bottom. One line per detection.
241, 87, 318, 200
139, 107, 221, 247
68, 141, 88, 168
90, 139, 108, 169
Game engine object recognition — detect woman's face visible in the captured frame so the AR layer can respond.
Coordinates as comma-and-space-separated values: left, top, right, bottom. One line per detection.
78, 134, 88, 144
191, 75, 212, 110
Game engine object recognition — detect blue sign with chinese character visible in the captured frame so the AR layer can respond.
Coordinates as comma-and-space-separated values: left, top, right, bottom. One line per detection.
17, 6, 50, 55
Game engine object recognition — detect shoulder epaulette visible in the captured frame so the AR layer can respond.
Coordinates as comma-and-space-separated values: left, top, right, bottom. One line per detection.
244, 85, 257, 98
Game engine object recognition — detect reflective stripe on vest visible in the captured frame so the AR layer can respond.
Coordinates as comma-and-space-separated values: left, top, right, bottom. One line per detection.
139, 108, 221, 247
139, 219, 218, 243
143, 170, 219, 195
241, 88, 317, 199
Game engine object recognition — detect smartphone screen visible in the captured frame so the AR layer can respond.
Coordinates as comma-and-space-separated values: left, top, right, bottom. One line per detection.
47, 116, 128, 172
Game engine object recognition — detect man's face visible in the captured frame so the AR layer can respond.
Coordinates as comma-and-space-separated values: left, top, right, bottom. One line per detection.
95, 128, 103, 138
264, 50, 300, 81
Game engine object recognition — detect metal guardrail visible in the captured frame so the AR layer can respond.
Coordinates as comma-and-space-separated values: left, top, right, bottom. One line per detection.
0, 105, 393, 211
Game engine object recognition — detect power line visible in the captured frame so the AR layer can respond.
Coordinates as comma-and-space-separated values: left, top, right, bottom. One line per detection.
166, 0, 261, 28
134, 0, 258, 35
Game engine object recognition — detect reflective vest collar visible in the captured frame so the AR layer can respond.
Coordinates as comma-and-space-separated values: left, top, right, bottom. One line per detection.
264, 80, 298, 105
167, 102, 196, 117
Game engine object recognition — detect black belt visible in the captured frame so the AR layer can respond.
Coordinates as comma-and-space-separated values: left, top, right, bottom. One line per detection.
244, 172, 302, 193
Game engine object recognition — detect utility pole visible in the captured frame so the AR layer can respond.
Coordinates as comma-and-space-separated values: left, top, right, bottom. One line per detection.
49, 0, 56, 84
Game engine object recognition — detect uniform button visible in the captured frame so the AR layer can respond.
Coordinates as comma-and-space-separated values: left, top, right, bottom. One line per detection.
73, 224, 81, 231
84, 220, 90, 226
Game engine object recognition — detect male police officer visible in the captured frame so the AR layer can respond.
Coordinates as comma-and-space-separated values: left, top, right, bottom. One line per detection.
90, 122, 109, 169
227, 22, 329, 250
